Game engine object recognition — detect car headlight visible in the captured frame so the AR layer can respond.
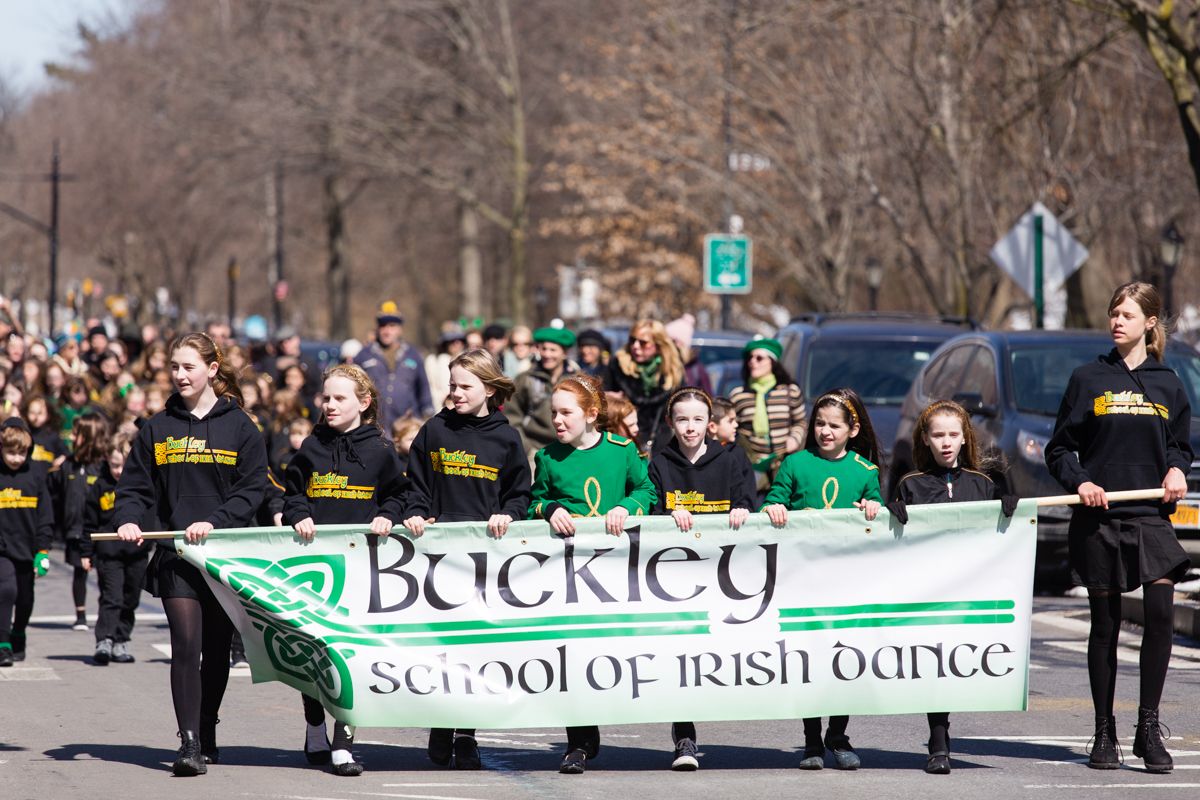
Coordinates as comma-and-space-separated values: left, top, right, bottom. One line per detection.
1018, 429, 1050, 464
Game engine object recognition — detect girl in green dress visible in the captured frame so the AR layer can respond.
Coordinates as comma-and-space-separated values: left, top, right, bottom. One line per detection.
762, 387, 882, 771
528, 373, 657, 774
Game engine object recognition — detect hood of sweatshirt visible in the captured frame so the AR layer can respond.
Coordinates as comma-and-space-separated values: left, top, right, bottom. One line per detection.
437, 406, 512, 433
659, 437, 729, 470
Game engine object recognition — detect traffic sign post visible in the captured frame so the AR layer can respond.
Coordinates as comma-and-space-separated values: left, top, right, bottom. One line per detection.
989, 202, 1087, 330
704, 233, 752, 295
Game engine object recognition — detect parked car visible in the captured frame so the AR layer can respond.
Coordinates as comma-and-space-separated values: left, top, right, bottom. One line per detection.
887, 330, 1200, 553
773, 313, 980, 465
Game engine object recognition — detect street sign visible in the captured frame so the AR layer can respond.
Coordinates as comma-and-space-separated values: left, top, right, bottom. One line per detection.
989, 202, 1087, 328
704, 233, 752, 295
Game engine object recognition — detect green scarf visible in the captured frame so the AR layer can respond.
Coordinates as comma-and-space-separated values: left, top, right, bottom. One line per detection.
636, 355, 663, 395
750, 374, 777, 438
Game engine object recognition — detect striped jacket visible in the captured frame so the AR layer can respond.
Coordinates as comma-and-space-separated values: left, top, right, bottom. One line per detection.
728, 382, 807, 484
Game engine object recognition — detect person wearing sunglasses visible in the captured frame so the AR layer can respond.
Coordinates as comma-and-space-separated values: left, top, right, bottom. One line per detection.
602, 320, 684, 455
727, 339, 806, 497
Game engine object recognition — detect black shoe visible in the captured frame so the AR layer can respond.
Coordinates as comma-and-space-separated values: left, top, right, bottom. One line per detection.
173, 731, 207, 776
428, 728, 453, 766
671, 737, 699, 771
926, 726, 951, 774
73, 613, 89, 632
12, 650, 25, 662
453, 736, 482, 770
825, 733, 861, 770
229, 648, 248, 668
111, 641, 135, 663
1088, 715, 1120, 769
94, 638, 113, 666
0, 647, 12, 668
925, 752, 951, 774
331, 759, 364, 777
559, 748, 588, 774
1133, 707, 1173, 773
199, 716, 219, 764
798, 735, 825, 770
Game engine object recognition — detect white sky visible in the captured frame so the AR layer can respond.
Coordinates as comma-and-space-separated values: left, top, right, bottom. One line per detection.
0, 0, 138, 94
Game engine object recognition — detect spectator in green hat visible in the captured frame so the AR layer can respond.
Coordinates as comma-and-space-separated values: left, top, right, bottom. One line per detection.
505, 327, 579, 461
728, 338, 806, 495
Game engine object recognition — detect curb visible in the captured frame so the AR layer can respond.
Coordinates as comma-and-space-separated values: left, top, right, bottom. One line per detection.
1121, 592, 1200, 640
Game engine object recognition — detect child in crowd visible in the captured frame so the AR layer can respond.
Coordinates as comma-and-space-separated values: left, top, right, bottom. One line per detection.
708, 397, 738, 445
52, 413, 110, 631
0, 418, 54, 666
83, 432, 152, 665
887, 400, 1017, 774
283, 364, 407, 776
390, 415, 423, 475
762, 388, 882, 771
404, 349, 532, 770
648, 387, 757, 771
528, 374, 657, 774
21, 394, 66, 468
273, 416, 313, 477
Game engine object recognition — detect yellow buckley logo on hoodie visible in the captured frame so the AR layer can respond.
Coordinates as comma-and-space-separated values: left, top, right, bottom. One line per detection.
1093, 390, 1168, 419
665, 490, 731, 513
429, 448, 498, 481
100, 491, 116, 511
0, 488, 38, 509
153, 436, 239, 466
306, 472, 374, 500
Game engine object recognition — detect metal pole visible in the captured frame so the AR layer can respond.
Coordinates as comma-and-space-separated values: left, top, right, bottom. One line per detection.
227, 257, 238, 328
719, 0, 736, 330
49, 140, 60, 334
1033, 214, 1044, 329
273, 161, 285, 332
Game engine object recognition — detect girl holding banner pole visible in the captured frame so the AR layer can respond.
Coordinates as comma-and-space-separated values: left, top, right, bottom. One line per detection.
762, 387, 882, 771
114, 333, 267, 777
648, 386, 757, 771
886, 400, 1017, 774
529, 373, 657, 775
1045, 281, 1191, 774
402, 349, 532, 770
282, 364, 407, 776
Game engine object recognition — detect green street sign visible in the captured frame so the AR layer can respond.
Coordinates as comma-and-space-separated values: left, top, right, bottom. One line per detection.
703, 234, 752, 294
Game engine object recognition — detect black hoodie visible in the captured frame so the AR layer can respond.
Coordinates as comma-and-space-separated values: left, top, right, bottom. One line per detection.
282, 422, 408, 526
0, 455, 54, 561
648, 438, 758, 514
113, 393, 268, 538
50, 457, 105, 544
82, 462, 153, 559
403, 407, 531, 522
1046, 348, 1193, 518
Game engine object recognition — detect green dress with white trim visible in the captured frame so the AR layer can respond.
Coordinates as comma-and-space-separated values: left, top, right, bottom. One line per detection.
529, 432, 657, 519
762, 449, 882, 511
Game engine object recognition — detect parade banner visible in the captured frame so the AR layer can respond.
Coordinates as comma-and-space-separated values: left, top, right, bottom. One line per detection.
178, 500, 1037, 727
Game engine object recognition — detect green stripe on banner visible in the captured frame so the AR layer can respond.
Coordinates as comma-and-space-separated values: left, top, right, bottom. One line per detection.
316, 623, 712, 648
290, 609, 710, 635
779, 600, 1015, 618
780, 613, 1015, 632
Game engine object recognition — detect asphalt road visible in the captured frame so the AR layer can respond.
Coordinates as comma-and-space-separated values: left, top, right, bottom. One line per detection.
3, 552, 1199, 800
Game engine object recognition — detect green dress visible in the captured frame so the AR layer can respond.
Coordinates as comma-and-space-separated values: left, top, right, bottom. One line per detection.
762, 449, 881, 511
529, 432, 657, 519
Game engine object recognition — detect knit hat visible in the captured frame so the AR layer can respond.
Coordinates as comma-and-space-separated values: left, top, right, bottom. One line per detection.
665, 313, 696, 351
743, 337, 782, 361
482, 323, 507, 341
376, 301, 404, 326
533, 326, 576, 349
576, 329, 610, 351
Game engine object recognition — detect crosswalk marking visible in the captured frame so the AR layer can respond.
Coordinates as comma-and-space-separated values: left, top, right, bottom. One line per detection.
0, 666, 59, 681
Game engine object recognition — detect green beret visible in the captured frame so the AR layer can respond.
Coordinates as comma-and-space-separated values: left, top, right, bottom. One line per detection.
743, 337, 782, 361
533, 326, 576, 349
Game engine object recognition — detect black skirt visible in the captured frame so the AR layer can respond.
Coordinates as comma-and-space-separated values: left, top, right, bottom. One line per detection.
1068, 510, 1190, 592
144, 545, 218, 601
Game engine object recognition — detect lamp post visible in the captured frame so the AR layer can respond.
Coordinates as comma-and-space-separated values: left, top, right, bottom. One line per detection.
865, 257, 884, 311
1160, 222, 1184, 318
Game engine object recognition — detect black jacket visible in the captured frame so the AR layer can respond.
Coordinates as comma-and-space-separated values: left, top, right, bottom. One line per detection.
603, 358, 672, 455
82, 463, 152, 559
0, 458, 54, 561
29, 424, 66, 467
113, 394, 268, 539
50, 458, 104, 543
403, 408, 531, 522
1046, 349, 1193, 518
892, 466, 999, 505
648, 438, 758, 513
282, 422, 407, 526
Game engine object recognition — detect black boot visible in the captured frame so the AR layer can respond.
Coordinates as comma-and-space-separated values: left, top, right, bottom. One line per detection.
200, 715, 220, 764
926, 720, 950, 775
1133, 707, 1173, 773
173, 731, 207, 776
1088, 716, 1119, 770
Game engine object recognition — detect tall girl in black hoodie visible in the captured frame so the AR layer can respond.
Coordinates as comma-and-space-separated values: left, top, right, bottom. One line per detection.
1045, 282, 1192, 774
114, 333, 267, 777
282, 364, 407, 777
403, 348, 532, 770
648, 387, 757, 771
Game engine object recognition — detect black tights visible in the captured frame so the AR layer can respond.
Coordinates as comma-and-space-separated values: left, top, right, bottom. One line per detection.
1087, 582, 1174, 716
162, 593, 233, 734
73, 566, 88, 609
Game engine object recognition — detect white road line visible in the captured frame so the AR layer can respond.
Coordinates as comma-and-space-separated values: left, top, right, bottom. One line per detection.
1034, 611, 1200, 661
150, 643, 250, 673
1025, 783, 1200, 789
0, 667, 59, 681
348, 793, 487, 800
379, 786, 487, 789
29, 613, 167, 624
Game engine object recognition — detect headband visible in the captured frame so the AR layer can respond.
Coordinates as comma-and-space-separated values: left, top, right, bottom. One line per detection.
819, 392, 859, 426
667, 387, 713, 413
199, 332, 224, 365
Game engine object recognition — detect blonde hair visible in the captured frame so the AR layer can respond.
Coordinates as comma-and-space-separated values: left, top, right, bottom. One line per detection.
391, 415, 423, 442
448, 348, 514, 411
0, 425, 32, 454
171, 332, 244, 405
1108, 281, 1167, 362
323, 363, 380, 426
615, 319, 684, 391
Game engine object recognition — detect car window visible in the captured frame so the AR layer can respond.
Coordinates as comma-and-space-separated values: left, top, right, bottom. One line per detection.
1165, 348, 1200, 415
1009, 342, 1103, 415
924, 345, 974, 400
804, 337, 938, 405
960, 346, 998, 405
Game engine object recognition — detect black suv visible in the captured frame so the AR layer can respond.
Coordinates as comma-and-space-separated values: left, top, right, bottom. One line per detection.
774, 313, 979, 465
888, 330, 1200, 548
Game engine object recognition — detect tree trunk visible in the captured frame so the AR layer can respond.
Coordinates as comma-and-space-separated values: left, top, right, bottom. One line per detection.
500, 0, 529, 325
324, 172, 351, 340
